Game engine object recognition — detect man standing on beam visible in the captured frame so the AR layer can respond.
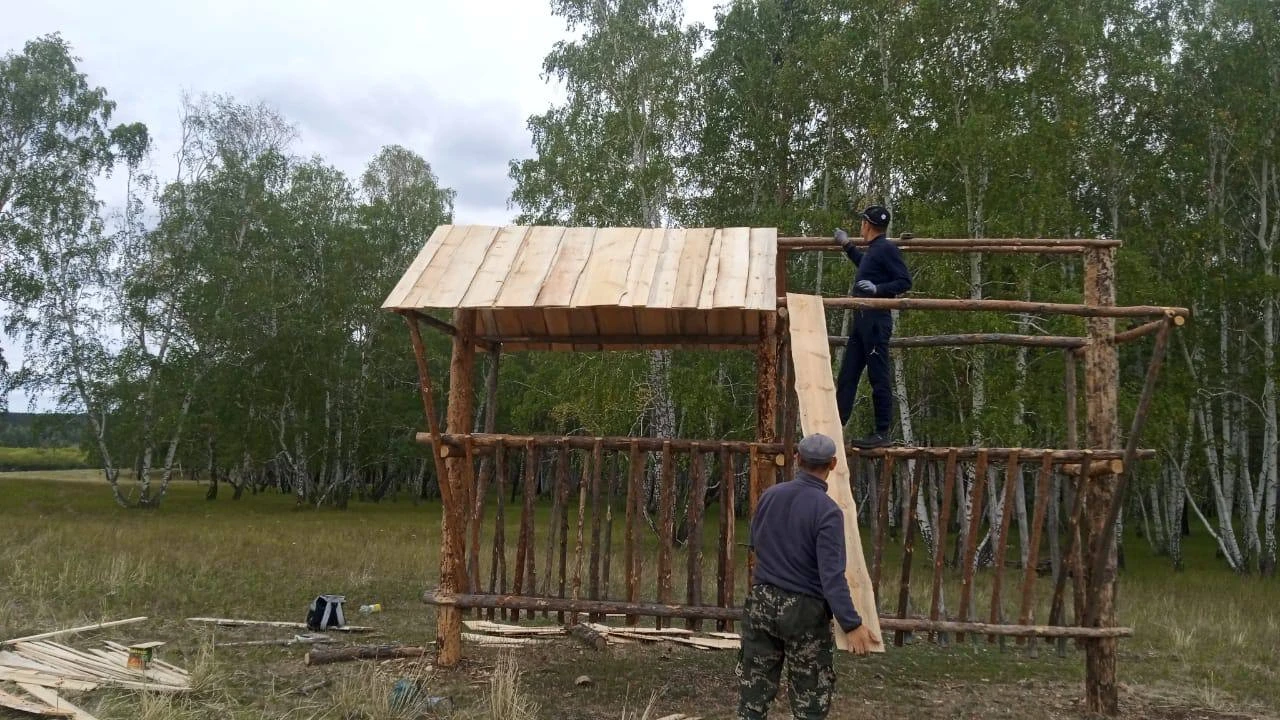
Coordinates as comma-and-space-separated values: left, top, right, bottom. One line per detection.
834, 205, 912, 449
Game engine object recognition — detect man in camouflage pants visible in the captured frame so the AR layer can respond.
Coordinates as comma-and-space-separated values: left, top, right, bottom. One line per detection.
737, 433, 879, 719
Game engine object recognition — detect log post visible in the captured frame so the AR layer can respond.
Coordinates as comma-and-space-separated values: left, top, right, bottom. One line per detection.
1083, 246, 1120, 715
758, 313, 780, 487
929, 449, 959, 644
717, 447, 737, 632
437, 309, 477, 667
685, 446, 707, 631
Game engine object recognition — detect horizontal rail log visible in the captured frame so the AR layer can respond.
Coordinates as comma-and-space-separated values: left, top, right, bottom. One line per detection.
781, 296, 1191, 319
423, 592, 1133, 639
1062, 459, 1124, 476
1069, 316, 1187, 356
778, 236, 1121, 249
417, 433, 1155, 464
826, 333, 1088, 349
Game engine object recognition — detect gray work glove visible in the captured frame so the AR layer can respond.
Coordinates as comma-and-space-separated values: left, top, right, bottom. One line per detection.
834, 228, 851, 247
856, 279, 877, 295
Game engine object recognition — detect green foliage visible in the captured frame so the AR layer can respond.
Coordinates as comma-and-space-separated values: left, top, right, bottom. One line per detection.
0, 446, 87, 471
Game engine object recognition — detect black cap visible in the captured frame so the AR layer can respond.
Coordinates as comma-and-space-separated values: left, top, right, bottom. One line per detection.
858, 205, 891, 229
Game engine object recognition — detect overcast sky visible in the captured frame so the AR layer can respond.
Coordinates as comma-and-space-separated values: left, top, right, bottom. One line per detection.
1, 0, 722, 412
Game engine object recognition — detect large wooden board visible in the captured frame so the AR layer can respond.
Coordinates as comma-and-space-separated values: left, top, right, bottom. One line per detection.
460, 226, 532, 307
419, 225, 502, 307
785, 293, 884, 653
494, 226, 566, 308
571, 227, 642, 307
744, 228, 778, 310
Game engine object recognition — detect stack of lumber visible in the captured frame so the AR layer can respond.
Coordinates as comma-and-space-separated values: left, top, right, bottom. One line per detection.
459, 620, 741, 651
461, 621, 560, 647
0, 617, 190, 719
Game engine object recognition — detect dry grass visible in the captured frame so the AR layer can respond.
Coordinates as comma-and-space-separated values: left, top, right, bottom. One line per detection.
0, 475, 1277, 719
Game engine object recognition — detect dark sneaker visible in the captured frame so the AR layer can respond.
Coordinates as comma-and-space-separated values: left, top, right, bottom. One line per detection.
850, 432, 891, 449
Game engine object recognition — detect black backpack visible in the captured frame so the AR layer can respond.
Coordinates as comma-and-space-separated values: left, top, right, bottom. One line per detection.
306, 594, 346, 631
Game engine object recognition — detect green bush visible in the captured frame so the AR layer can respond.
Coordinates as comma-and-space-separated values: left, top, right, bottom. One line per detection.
0, 446, 89, 471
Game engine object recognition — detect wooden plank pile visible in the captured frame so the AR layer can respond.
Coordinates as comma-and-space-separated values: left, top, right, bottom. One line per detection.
460, 620, 741, 651
0, 617, 190, 719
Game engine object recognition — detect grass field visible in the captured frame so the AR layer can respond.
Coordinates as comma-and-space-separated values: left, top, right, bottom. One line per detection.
0, 474, 1276, 719
0, 445, 88, 471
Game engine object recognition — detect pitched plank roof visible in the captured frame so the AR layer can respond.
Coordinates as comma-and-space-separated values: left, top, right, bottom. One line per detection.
383, 225, 778, 312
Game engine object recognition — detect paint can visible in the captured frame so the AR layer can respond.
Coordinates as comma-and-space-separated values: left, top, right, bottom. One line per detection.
127, 646, 151, 670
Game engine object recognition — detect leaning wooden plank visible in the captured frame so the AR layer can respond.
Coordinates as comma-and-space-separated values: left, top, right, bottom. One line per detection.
185, 618, 372, 632
0, 650, 58, 673
304, 645, 431, 667
786, 293, 884, 653
0, 669, 98, 692
14, 685, 99, 720
706, 632, 741, 640
3, 618, 148, 647
0, 687, 72, 717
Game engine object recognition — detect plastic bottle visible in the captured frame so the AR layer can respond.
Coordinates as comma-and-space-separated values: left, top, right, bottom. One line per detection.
358, 603, 383, 615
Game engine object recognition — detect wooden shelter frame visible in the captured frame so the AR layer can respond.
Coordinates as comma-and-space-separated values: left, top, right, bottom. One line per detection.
390, 229, 1188, 712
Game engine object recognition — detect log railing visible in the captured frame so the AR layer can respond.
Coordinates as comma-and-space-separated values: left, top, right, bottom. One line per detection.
418, 431, 1146, 646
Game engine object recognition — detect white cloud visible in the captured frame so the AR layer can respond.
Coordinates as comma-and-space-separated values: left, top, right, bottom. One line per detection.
2, 0, 722, 411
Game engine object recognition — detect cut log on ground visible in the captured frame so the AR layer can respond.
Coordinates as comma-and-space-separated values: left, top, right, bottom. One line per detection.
304, 645, 431, 666
568, 623, 607, 651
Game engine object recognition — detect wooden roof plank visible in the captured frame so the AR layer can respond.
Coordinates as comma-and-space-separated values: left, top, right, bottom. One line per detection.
620, 228, 664, 307
461, 226, 533, 307
494, 226, 566, 308
536, 227, 598, 307
712, 227, 752, 308
571, 227, 642, 307
697, 229, 726, 309
382, 225, 453, 309
411, 225, 500, 307
646, 228, 688, 308
744, 228, 778, 310
671, 228, 716, 308
402, 225, 472, 308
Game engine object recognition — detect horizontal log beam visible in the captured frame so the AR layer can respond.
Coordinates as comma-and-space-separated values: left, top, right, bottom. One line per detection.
778, 236, 1121, 250
1063, 459, 1125, 477
781, 296, 1190, 319
414, 432, 1154, 464
401, 310, 499, 352
423, 592, 1133, 639
826, 333, 1088, 349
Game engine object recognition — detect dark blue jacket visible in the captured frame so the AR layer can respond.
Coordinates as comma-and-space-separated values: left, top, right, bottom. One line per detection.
843, 234, 912, 298
749, 470, 863, 632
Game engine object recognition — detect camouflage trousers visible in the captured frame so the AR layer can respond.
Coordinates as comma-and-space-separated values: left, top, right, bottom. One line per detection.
736, 584, 836, 719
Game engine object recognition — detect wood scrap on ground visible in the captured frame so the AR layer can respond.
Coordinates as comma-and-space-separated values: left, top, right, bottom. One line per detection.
304, 645, 432, 666
13, 684, 98, 720
461, 633, 544, 647
461, 621, 564, 637
216, 633, 335, 648
567, 623, 607, 651
186, 617, 373, 632
0, 686, 73, 717
1, 618, 149, 648
0, 640, 191, 693
458, 618, 740, 651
